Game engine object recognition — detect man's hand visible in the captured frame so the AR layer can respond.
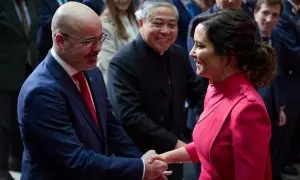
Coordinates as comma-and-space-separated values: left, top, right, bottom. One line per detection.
142, 150, 171, 180
279, 106, 286, 127
174, 140, 186, 149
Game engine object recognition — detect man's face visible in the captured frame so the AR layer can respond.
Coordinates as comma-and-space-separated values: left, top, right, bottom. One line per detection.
216, 0, 242, 9
254, 3, 281, 36
61, 19, 102, 71
139, 6, 178, 54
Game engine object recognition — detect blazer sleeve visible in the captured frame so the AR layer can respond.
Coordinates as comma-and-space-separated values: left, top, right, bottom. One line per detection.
230, 98, 271, 180
107, 57, 178, 152
184, 142, 200, 163
22, 85, 144, 180
97, 20, 118, 84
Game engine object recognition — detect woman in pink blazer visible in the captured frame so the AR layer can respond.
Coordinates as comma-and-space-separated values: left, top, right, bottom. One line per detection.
150, 9, 276, 180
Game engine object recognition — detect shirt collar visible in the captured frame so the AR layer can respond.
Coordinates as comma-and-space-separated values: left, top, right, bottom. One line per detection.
51, 48, 79, 77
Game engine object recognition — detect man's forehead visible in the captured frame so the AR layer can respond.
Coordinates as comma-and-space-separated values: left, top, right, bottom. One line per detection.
150, 16, 177, 21
259, 3, 281, 12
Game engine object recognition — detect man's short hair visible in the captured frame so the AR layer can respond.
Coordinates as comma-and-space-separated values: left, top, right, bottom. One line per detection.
254, 0, 284, 14
140, 0, 179, 20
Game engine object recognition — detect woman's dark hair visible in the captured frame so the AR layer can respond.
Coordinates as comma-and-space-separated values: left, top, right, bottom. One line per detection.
106, 0, 137, 40
189, 9, 276, 88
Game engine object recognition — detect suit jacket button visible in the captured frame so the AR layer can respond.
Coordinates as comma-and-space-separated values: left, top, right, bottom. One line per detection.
289, 70, 293, 75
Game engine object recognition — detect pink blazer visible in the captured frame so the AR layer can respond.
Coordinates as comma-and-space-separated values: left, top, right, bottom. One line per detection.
185, 73, 272, 180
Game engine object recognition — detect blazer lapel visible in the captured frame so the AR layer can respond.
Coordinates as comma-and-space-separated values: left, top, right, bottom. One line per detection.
198, 98, 226, 123
46, 54, 104, 142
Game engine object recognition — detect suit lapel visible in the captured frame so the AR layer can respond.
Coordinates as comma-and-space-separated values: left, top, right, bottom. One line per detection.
84, 71, 107, 142
5, 1, 24, 37
46, 54, 104, 142
26, 0, 36, 36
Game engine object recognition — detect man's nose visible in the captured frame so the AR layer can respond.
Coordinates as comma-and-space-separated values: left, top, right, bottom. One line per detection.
265, 15, 272, 22
93, 41, 102, 53
160, 25, 170, 33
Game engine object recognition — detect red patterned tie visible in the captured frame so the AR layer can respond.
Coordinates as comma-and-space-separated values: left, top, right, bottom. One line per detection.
73, 72, 99, 127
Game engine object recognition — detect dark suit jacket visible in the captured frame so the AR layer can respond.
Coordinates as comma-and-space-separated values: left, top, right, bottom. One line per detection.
17, 53, 143, 180
275, 0, 300, 101
37, 0, 104, 61
107, 35, 205, 154
258, 30, 285, 123
0, 0, 39, 91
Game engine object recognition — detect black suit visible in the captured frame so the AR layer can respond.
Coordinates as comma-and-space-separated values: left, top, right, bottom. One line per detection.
0, 0, 39, 174
107, 35, 205, 180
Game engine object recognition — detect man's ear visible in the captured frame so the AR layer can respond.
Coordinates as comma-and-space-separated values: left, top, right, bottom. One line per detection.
253, 8, 258, 16
54, 33, 65, 48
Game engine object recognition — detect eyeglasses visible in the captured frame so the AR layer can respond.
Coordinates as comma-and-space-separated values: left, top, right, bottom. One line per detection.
61, 32, 108, 48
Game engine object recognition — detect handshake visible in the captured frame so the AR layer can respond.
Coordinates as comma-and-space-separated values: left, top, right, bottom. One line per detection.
142, 150, 171, 180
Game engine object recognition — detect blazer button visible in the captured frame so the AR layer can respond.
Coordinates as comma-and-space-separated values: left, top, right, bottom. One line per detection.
289, 70, 293, 75
160, 116, 164, 121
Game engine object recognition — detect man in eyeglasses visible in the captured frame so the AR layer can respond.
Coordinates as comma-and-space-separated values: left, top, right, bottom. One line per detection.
17, 2, 170, 180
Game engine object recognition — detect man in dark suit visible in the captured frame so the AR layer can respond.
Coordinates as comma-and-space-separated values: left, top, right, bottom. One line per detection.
37, 0, 104, 61
0, 0, 39, 179
18, 2, 169, 180
272, 0, 300, 176
252, 0, 284, 179
106, 0, 205, 179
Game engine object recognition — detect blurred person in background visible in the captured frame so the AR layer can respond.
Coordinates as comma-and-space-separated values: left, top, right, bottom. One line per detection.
253, 0, 285, 179
0, 0, 39, 179
172, 0, 215, 52
97, 0, 139, 84
272, 0, 300, 177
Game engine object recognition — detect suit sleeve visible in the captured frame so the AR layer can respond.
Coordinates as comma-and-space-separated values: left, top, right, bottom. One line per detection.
230, 99, 271, 180
107, 58, 178, 153
22, 85, 143, 180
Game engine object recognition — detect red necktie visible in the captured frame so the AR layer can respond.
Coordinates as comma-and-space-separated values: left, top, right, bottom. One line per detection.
73, 72, 99, 127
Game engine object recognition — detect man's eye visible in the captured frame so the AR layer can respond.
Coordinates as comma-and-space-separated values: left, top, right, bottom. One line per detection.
196, 43, 204, 48
84, 39, 93, 44
153, 22, 163, 26
168, 24, 177, 28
